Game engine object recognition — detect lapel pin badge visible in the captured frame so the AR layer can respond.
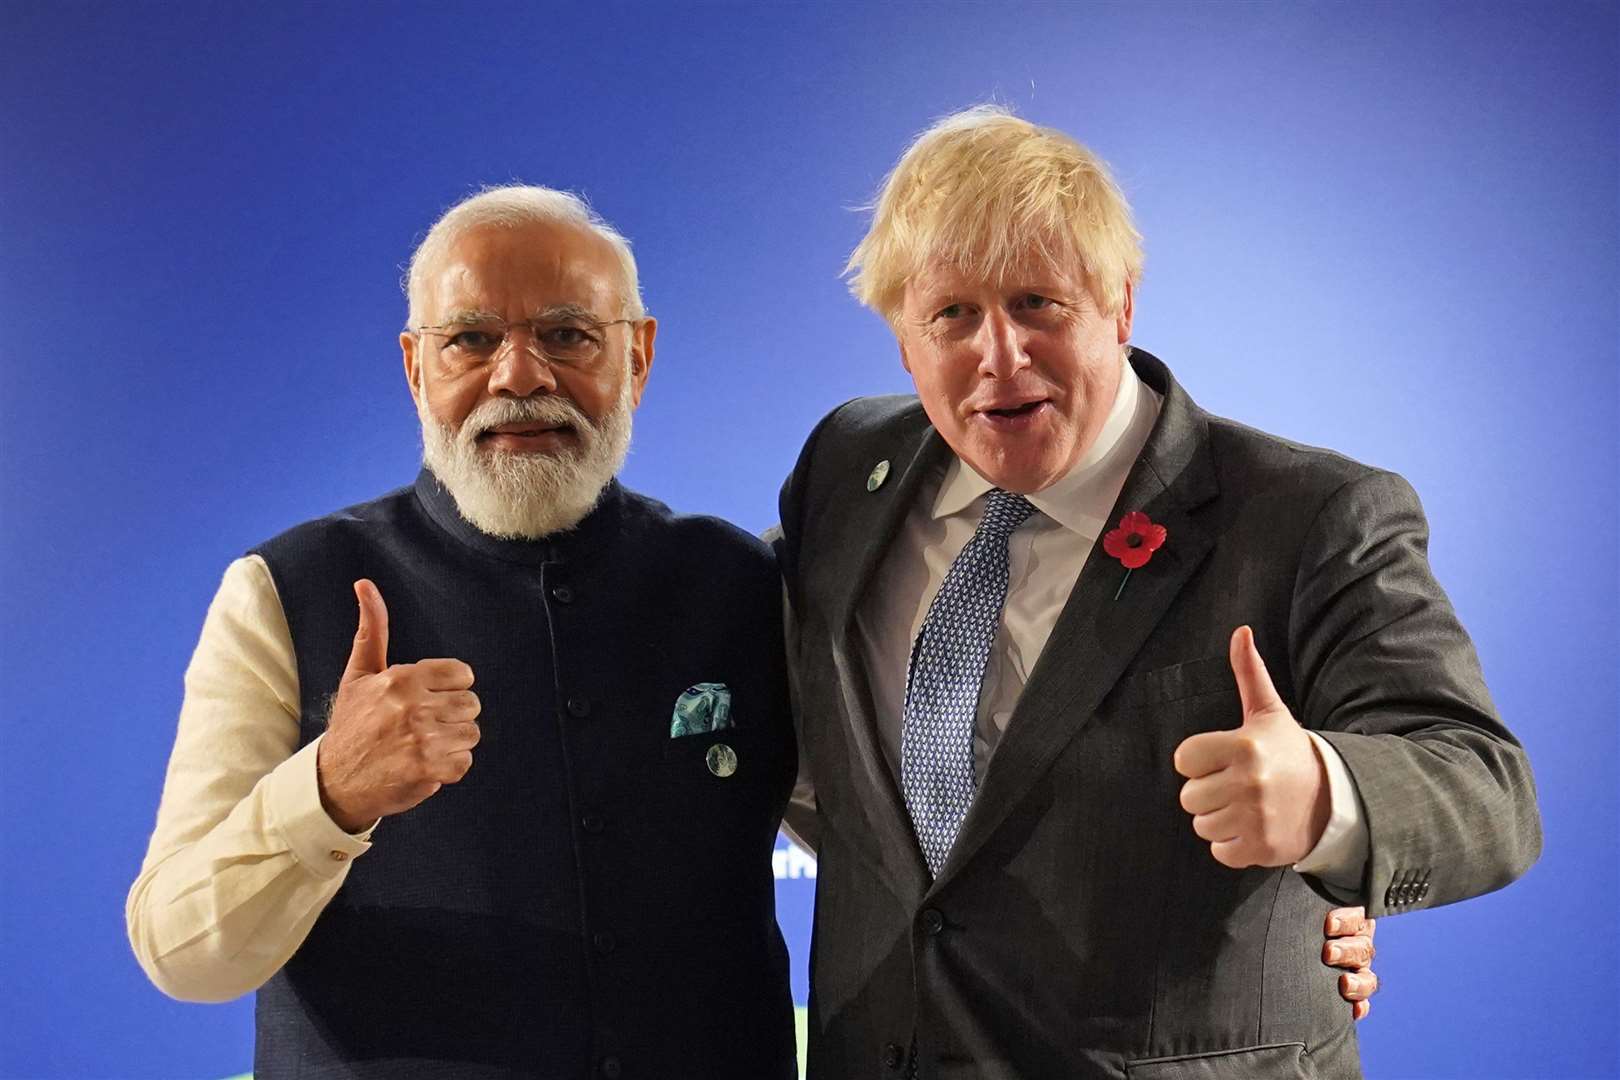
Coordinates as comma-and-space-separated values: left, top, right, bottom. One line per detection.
866, 459, 891, 492
706, 743, 738, 778
1102, 511, 1168, 600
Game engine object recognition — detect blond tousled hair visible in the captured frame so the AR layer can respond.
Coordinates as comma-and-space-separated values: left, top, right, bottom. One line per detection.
846, 105, 1143, 324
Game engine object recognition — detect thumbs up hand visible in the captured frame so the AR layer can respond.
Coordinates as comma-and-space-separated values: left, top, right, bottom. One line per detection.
1171, 626, 1329, 869
315, 580, 482, 833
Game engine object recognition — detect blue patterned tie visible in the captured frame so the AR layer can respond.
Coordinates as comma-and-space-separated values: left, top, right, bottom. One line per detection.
901, 488, 1037, 878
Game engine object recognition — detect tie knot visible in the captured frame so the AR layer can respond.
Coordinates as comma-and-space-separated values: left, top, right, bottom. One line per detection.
980, 489, 1037, 538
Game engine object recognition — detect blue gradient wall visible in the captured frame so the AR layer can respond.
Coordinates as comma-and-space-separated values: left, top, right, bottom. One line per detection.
2, 3, 1615, 1078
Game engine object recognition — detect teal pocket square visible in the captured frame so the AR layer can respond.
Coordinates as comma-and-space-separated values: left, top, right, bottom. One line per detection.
671, 682, 733, 737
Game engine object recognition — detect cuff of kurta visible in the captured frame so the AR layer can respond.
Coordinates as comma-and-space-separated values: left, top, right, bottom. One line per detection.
266, 736, 374, 878
1293, 730, 1369, 893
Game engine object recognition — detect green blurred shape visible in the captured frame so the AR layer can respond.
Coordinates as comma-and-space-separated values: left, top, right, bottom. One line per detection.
795, 1004, 809, 1075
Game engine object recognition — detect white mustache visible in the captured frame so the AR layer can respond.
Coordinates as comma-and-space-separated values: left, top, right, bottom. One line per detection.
462, 396, 594, 442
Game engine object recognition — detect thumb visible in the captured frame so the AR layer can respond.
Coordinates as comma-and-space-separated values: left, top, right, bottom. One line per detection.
1229, 625, 1283, 721
342, 579, 389, 681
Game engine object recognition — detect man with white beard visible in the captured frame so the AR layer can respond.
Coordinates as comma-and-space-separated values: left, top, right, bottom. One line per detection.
127, 187, 799, 1080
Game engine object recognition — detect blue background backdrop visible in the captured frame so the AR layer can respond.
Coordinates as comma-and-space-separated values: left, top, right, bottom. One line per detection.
2, 3, 1615, 1077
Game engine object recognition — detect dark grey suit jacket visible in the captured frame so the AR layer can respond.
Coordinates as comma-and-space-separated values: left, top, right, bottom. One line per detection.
775, 351, 1540, 1080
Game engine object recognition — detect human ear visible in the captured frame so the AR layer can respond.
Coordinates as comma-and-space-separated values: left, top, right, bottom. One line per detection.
1115, 279, 1135, 344
627, 317, 657, 408
401, 332, 424, 409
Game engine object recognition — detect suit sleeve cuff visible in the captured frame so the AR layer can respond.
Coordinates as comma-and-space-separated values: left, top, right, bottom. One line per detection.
1293, 730, 1369, 893
265, 735, 375, 878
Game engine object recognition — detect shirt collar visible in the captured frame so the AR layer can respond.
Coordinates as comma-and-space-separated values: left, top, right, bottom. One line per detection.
930, 351, 1162, 537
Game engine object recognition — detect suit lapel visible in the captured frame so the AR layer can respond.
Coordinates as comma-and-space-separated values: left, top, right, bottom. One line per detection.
931, 353, 1220, 894
825, 409, 947, 900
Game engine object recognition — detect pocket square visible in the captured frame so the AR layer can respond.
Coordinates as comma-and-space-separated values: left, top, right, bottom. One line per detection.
671, 682, 733, 737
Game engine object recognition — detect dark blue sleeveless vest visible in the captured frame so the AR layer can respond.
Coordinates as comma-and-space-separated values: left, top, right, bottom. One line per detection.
249, 470, 797, 1080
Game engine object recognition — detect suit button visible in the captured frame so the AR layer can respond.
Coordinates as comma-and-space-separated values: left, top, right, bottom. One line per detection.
921, 908, 945, 935
581, 813, 605, 834
599, 1056, 621, 1078
882, 1043, 905, 1069
568, 696, 592, 718
551, 584, 575, 604
593, 931, 617, 955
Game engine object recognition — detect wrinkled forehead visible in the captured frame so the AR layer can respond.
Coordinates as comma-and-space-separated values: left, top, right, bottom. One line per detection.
903, 235, 1092, 307
422, 222, 628, 323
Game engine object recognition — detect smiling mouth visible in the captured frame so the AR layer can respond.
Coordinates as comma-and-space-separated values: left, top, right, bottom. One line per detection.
981, 401, 1045, 419
475, 424, 577, 450
478, 424, 569, 439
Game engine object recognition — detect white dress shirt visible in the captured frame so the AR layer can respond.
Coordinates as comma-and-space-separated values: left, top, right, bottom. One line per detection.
793, 353, 1368, 890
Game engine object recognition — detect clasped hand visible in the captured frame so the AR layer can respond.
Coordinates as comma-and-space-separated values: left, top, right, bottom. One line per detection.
1172, 626, 1330, 869
316, 579, 482, 833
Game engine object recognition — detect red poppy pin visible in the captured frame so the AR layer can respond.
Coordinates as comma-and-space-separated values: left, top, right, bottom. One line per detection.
1102, 511, 1167, 599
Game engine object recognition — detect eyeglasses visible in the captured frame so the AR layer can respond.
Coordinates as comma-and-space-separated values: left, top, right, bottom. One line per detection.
412, 311, 640, 372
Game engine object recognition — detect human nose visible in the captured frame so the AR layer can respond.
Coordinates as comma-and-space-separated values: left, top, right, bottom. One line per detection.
487, 326, 558, 397
974, 309, 1031, 379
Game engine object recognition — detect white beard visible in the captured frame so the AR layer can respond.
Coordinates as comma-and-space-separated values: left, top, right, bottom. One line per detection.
419, 376, 633, 540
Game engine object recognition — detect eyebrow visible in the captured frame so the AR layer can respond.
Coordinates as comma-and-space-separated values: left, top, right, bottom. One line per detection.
436, 303, 607, 327
436, 309, 504, 327
534, 303, 606, 324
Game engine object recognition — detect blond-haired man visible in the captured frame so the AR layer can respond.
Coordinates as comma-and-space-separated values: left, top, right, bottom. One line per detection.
775, 107, 1540, 1078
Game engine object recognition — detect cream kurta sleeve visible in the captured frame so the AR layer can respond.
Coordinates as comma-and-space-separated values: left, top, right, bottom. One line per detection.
126, 555, 373, 1003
